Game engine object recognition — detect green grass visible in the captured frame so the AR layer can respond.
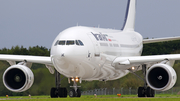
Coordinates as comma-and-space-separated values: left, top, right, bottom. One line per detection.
0, 94, 180, 101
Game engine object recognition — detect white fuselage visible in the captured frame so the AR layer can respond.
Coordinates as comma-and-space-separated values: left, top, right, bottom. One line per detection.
50, 26, 143, 81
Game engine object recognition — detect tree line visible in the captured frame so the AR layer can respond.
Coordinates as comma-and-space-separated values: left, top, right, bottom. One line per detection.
0, 40, 180, 96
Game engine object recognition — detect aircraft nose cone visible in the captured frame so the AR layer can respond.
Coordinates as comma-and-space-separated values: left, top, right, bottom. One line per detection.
58, 50, 70, 58
52, 46, 70, 57
53, 46, 73, 61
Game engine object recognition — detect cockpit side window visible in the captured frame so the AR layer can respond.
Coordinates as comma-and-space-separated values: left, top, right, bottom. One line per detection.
75, 40, 84, 46
59, 40, 66, 45
75, 40, 80, 45
66, 40, 75, 45
54, 40, 59, 46
78, 40, 84, 46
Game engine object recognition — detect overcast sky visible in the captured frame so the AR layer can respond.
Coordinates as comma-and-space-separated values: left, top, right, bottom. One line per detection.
1, 0, 180, 49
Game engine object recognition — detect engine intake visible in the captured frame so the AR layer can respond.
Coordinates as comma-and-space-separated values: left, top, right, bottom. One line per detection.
3, 65, 34, 92
146, 63, 177, 91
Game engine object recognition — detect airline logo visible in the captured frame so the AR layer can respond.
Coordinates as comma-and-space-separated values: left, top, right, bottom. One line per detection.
91, 32, 111, 41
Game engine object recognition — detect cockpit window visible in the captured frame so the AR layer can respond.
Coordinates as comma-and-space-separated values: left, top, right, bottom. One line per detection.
78, 40, 84, 46
75, 40, 84, 46
66, 40, 74, 45
55, 40, 84, 46
54, 40, 59, 46
75, 40, 80, 45
59, 40, 66, 45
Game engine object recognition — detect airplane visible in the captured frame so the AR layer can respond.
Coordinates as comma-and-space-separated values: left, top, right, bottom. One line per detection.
1, 0, 180, 98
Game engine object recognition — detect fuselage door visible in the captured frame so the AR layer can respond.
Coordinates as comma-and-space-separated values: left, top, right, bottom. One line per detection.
87, 33, 100, 57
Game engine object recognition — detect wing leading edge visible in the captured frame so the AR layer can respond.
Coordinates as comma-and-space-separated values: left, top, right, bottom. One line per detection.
143, 36, 180, 44
0, 54, 52, 65
112, 54, 180, 70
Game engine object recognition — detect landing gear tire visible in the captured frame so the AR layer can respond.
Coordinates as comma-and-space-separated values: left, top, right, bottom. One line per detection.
137, 65, 155, 97
138, 87, 145, 97
76, 89, 81, 97
138, 87, 155, 97
50, 87, 67, 98
69, 89, 81, 97
146, 87, 155, 97
50, 70, 68, 98
50, 88, 58, 98
69, 89, 76, 97
58, 87, 67, 98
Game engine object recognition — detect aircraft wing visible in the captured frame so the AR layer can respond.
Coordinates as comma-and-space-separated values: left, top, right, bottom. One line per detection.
143, 36, 180, 44
0, 54, 52, 65
112, 54, 180, 69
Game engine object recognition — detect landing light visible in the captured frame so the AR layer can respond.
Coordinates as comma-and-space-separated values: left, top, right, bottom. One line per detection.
71, 78, 79, 82
75, 78, 79, 82
71, 78, 74, 81
132, 67, 135, 70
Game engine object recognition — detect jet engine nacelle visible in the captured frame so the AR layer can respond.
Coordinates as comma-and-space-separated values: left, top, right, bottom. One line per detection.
3, 65, 34, 92
146, 63, 177, 91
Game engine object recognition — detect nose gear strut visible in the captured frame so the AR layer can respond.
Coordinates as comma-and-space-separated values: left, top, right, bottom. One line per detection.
69, 77, 81, 97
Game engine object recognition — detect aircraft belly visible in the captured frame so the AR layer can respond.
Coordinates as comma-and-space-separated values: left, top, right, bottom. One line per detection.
92, 64, 130, 81
52, 56, 98, 78
52, 52, 132, 81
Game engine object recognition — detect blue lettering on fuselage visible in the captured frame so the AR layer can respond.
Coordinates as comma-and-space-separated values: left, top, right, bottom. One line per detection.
91, 32, 108, 41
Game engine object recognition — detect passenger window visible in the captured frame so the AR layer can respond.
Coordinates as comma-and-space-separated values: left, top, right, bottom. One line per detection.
78, 40, 84, 46
59, 41, 66, 45
66, 40, 74, 45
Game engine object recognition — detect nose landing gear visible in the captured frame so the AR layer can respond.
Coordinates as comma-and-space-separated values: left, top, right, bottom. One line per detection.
69, 77, 81, 97
50, 70, 81, 98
